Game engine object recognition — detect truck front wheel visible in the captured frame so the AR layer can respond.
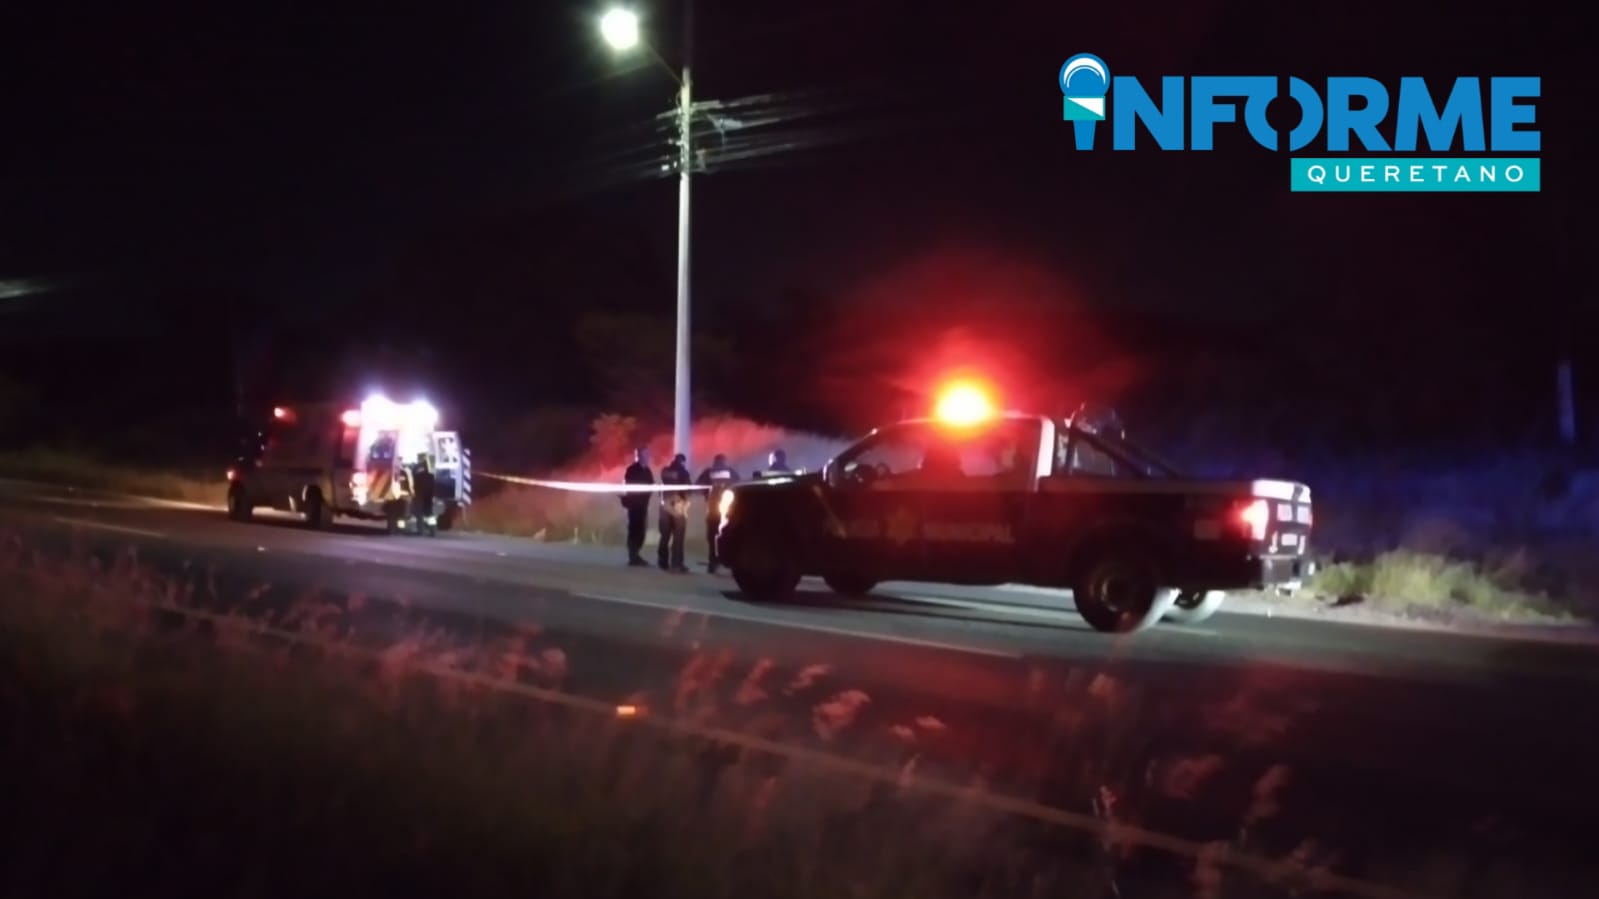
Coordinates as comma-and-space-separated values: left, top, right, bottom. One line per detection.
730, 535, 801, 602
1073, 550, 1176, 634
1164, 590, 1225, 625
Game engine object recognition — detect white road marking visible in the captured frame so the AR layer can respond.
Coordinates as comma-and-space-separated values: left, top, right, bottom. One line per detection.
890, 592, 1221, 637
894, 592, 1078, 623
53, 516, 167, 539
28, 495, 148, 510
993, 584, 1073, 598
572, 591, 1021, 659
139, 497, 224, 512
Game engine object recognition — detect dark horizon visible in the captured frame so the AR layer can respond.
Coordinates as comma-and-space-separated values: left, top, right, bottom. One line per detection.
2, 0, 1588, 460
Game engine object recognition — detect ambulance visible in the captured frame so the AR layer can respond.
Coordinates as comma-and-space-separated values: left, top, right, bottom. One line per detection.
225, 394, 473, 532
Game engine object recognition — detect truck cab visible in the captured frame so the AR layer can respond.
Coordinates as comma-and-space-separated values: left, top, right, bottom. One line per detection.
226, 396, 473, 533
715, 412, 1312, 633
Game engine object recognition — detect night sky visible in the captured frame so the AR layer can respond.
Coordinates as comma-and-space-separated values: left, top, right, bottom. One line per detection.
1, 0, 1587, 462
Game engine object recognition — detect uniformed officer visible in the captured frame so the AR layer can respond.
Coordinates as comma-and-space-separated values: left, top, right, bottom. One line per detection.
695, 453, 739, 573
411, 452, 438, 535
765, 448, 793, 475
657, 452, 692, 572
621, 447, 654, 566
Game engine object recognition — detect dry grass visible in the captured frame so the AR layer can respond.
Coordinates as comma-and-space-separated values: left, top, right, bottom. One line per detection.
0, 448, 226, 506
460, 415, 846, 545
1308, 551, 1572, 621
5, 538, 1563, 898
0, 548, 1024, 898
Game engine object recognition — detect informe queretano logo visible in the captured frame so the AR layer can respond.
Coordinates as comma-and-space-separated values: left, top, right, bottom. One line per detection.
1059, 53, 1541, 193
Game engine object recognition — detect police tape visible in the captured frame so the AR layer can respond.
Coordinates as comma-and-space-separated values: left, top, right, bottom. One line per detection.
477, 472, 711, 494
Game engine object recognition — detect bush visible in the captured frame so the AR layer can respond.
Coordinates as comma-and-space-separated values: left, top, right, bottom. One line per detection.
1309, 550, 1569, 620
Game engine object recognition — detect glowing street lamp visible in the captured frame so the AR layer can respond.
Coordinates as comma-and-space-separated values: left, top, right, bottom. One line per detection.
598, 8, 640, 51
599, 4, 695, 465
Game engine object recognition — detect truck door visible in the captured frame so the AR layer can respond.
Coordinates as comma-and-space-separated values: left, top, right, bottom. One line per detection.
821, 422, 937, 579
915, 417, 1040, 584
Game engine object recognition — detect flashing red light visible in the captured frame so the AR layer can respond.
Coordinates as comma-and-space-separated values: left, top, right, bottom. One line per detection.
340, 409, 362, 428
226, 467, 236, 482
934, 381, 996, 426
272, 406, 289, 420
1238, 498, 1270, 541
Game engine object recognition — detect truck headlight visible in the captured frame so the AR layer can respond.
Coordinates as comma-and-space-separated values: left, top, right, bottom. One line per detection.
718, 489, 735, 519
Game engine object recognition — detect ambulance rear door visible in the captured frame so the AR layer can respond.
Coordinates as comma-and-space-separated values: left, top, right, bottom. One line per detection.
431, 431, 466, 503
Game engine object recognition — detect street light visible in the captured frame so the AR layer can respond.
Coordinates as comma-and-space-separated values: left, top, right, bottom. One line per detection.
598, 8, 640, 51
600, 5, 695, 465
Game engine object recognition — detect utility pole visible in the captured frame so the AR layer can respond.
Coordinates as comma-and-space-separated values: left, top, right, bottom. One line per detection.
599, 3, 696, 466
673, 61, 693, 464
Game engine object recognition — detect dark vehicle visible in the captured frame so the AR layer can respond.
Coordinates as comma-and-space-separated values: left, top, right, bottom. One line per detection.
714, 411, 1313, 633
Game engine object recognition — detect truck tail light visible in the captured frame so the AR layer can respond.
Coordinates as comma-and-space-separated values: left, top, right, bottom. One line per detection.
1238, 499, 1270, 541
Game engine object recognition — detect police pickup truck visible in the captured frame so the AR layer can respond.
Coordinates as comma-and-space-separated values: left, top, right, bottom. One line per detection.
714, 411, 1312, 633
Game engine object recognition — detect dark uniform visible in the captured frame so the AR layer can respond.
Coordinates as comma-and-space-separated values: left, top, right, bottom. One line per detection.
765, 448, 793, 476
622, 450, 654, 566
657, 453, 692, 572
411, 453, 438, 535
696, 454, 739, 573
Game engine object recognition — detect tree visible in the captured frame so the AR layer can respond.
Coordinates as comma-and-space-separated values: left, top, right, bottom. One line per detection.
572, 312, 735, 422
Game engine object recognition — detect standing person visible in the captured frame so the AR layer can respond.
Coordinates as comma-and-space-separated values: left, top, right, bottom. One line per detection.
621, 448, 654, 566
696, 453, 739, 573
656, 452, 692, 573
410, 452, 438, 536
765, 448, 793, 475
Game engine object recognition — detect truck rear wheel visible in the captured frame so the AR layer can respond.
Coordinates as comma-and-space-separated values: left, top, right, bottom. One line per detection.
1073, 550, 1176, 634
1164, 590, 1225, 625
822, 573, 877, 598
730, 536, 801, 602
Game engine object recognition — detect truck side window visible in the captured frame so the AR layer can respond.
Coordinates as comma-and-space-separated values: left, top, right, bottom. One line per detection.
952, 420, 1034, 489
832, 425, 930, 487
1059, 436, 1127, 478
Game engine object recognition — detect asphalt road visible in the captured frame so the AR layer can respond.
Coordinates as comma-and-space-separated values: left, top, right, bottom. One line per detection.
3, 478, 1597, 891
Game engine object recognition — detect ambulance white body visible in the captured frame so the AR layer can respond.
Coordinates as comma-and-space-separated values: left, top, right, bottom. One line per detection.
225, 395, 472, 531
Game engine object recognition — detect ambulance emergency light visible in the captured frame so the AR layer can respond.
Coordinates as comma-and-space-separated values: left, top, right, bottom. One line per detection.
342, 395, 439, 431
